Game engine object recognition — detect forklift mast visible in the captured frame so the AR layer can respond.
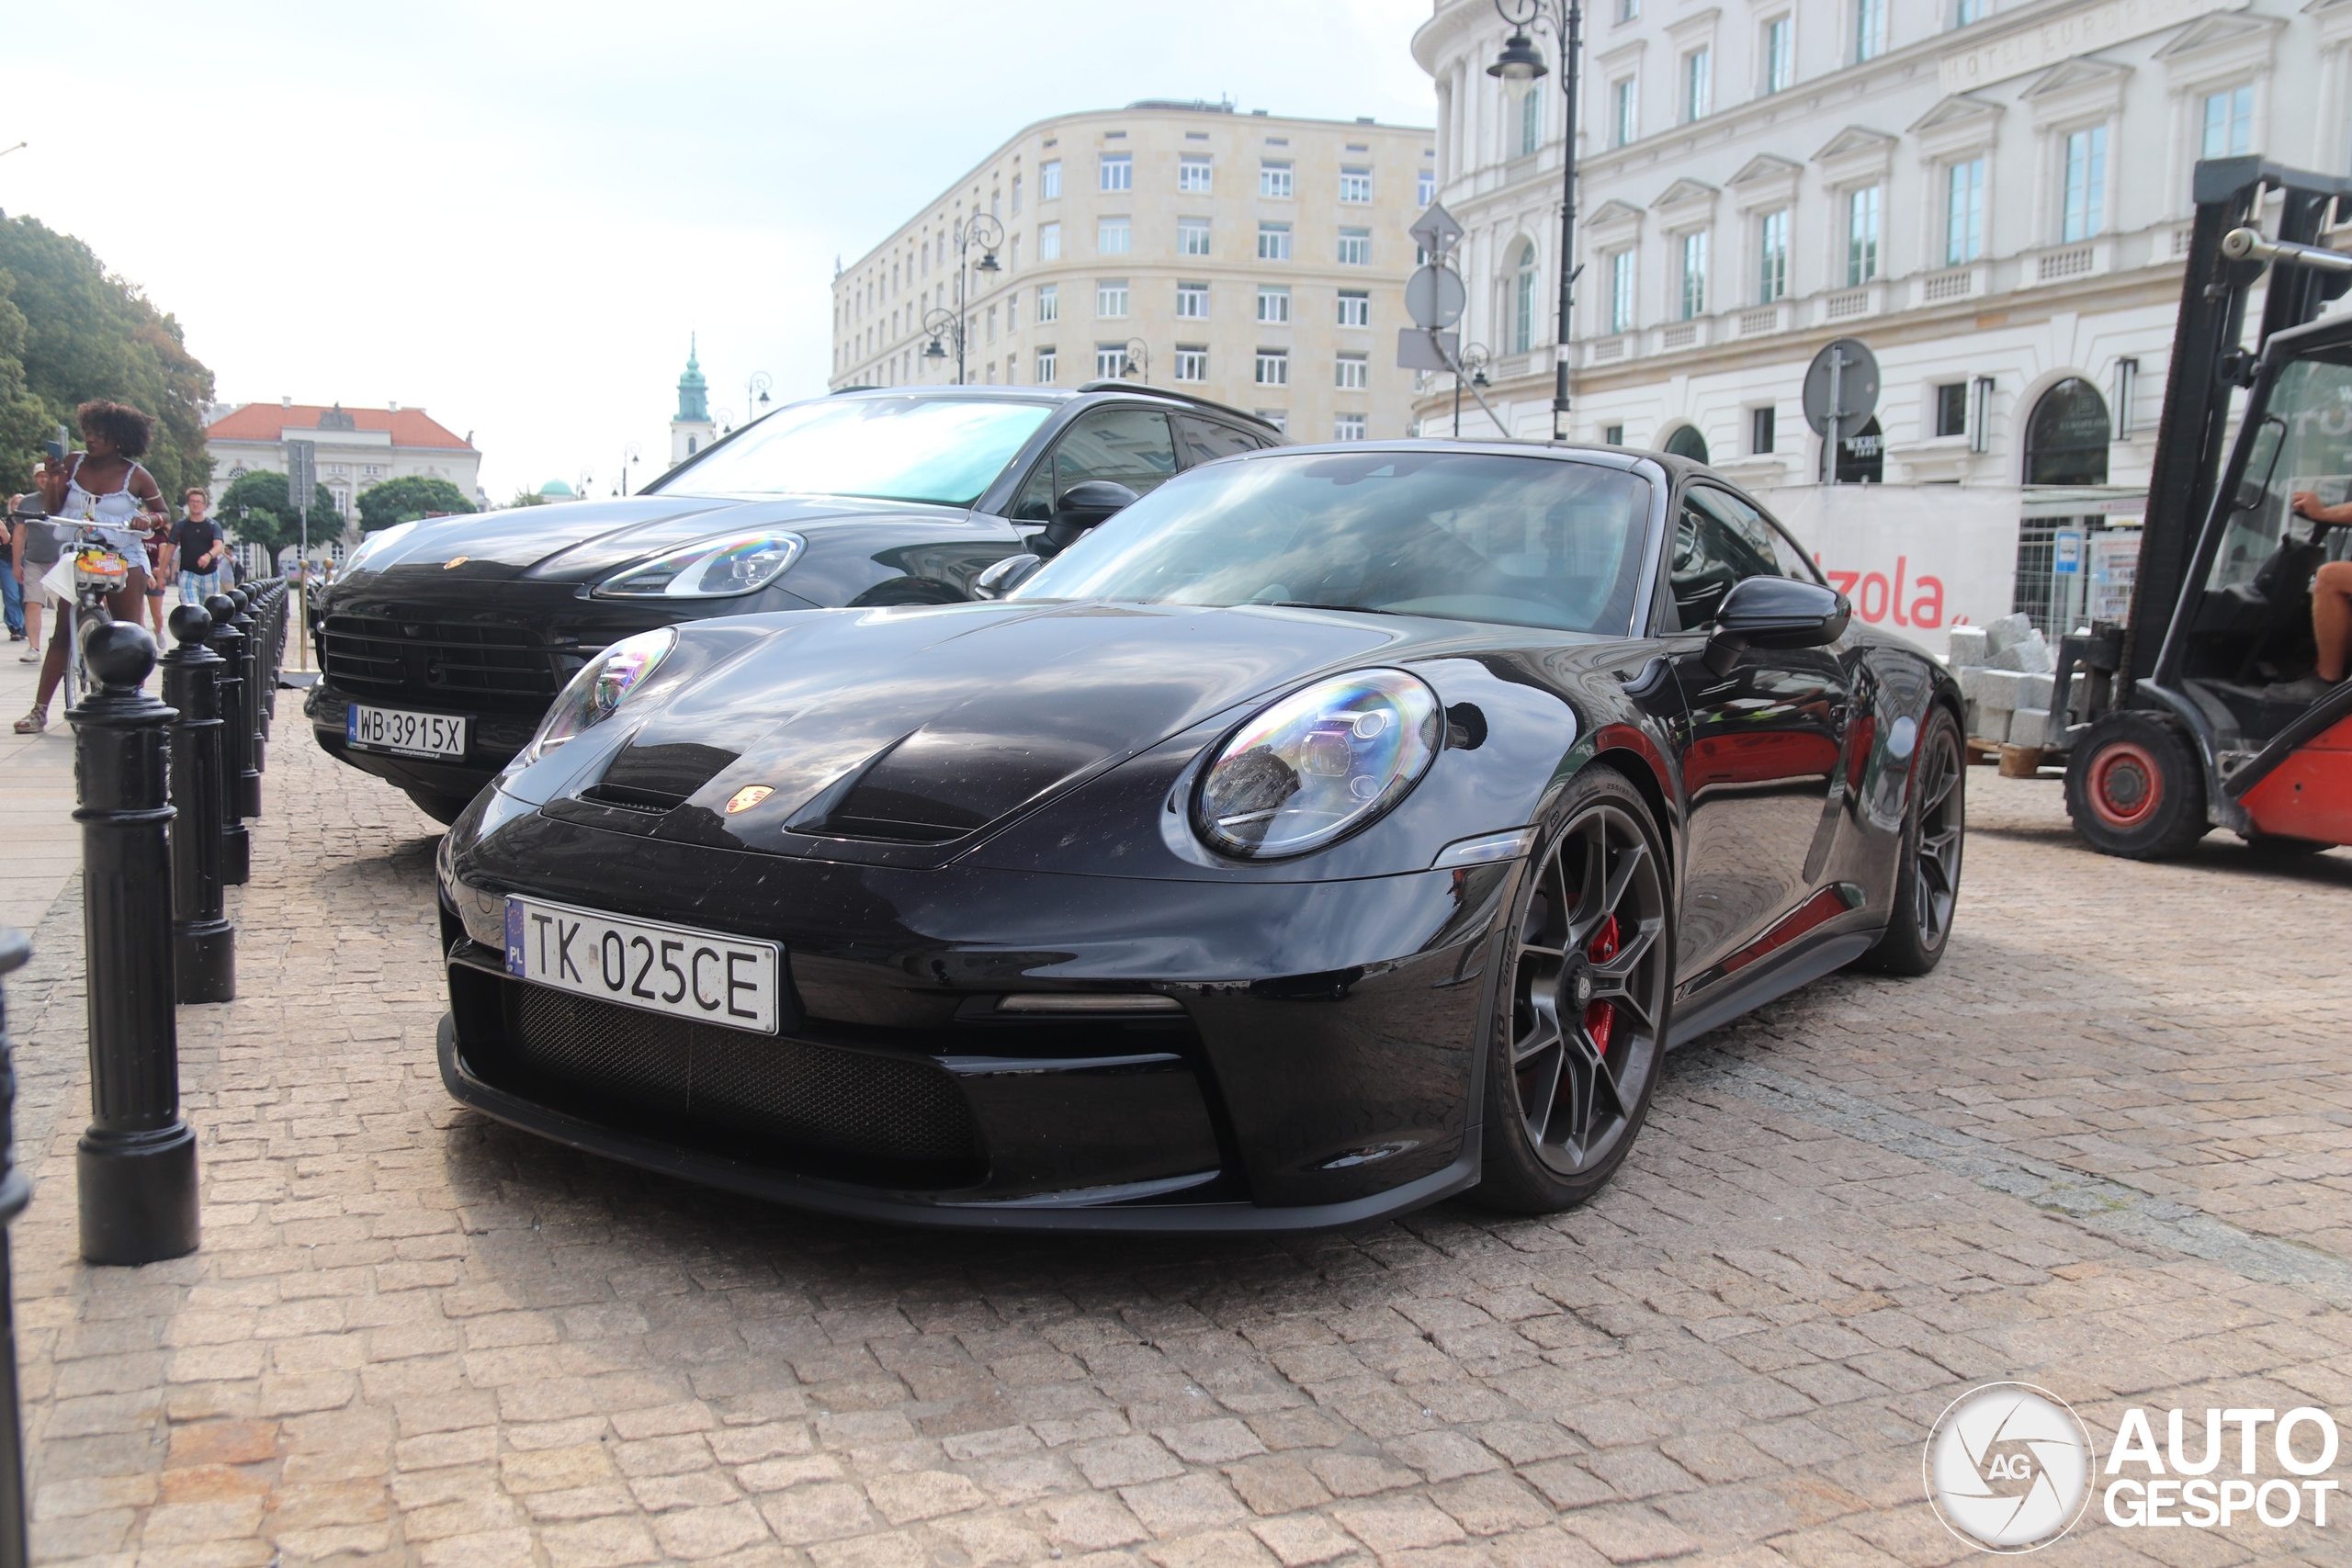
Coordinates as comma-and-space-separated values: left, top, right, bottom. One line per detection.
2122, 156, 2352, 690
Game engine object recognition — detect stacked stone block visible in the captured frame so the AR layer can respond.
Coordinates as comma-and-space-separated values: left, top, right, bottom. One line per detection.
1949, 614, 2060, 747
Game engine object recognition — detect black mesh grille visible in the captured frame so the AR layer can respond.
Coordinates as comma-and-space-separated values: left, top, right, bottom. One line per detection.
505, 986, 982, 1166
322, 615, 561, 701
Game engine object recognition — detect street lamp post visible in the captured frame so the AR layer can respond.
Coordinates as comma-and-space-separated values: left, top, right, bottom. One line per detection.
919, 214, 1004, 385
1120, 339, 1150, 384
618, 442, 641, 498
1454, 343, 1491, 437
746, 372, 773, 424
1488, 0, 1584, 443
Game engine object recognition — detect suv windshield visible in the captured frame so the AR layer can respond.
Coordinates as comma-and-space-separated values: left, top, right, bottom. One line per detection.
653, 396, 1054, 506
1012, 450, 1654, 634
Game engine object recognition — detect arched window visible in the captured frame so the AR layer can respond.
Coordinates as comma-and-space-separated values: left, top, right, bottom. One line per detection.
1836, 416, 1883, 484
1521, 86, 1544, 156
1513, 243, 1538, 355
2025, 378, 2111, 485
1663, 423, 1711, 463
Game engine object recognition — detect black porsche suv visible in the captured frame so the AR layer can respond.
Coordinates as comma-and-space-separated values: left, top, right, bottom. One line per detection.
305, 384, 1280, 821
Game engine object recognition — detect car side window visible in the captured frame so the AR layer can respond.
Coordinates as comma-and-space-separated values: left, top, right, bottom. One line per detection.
1172, 414, 1261, 468
1668, 488, 1788, 628
1700, 487, 1820, 583
1012, 407, 1180, 521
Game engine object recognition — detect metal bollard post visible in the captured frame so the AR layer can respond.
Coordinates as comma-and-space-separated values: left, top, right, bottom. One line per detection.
162, 607, 233, 1004
0, 928, 34, 1568
69, 623, 199, 1267
254, 585, 278, 729
226, 591, 264, 817
206, 596, 251, 887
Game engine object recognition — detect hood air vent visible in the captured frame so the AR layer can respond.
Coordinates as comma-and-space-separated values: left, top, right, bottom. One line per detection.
581, 741, 741, 814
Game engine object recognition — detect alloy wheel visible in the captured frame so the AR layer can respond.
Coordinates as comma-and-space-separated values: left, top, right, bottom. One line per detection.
1508, 802, 1669, 1176
1912, 723, 1963, 950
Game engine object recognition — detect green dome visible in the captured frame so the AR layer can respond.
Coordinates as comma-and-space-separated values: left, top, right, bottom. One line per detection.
539, 479, 575, 498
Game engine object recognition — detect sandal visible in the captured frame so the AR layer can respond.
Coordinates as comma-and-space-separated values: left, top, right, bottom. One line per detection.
12, 709, 45, 735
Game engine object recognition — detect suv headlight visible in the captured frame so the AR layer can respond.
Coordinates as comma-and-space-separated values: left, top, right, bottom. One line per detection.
1194, 669, 1442, 859
517, 627, 675, 765
594, 532, 804, 598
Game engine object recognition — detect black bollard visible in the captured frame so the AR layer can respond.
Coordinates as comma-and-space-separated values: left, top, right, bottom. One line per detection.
206, 596, 251, 886
0, 928, 33, 1567
70, 623, 199, 1267
226, 591, 264, 818
163, 607, 233, 1004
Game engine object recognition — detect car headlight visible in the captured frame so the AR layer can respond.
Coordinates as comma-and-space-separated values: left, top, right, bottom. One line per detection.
517, 627, 676, 765
594, 533, 805, 598
344, 520, 418, 573
1194, 669, 1442, 859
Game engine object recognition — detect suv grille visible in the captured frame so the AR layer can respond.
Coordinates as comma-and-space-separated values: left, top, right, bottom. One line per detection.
506, 986, 982, 1167
322, 615, 562, 702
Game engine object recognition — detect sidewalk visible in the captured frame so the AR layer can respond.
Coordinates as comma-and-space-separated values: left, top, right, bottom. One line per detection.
0, 615, 90, 934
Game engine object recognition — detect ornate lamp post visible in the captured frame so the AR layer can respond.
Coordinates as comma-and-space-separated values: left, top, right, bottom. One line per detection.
918, 214, 1004, 385
1453, 343, 1491, 437
1120, 339, 1150, 384
746, 372, 773, 423
1487, 0, 1584, 442
616, 442, 641, 498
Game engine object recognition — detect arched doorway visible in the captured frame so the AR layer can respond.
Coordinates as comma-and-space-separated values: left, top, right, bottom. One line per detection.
1836, 417, 1883, 484
2025, 378, 2111, 485
1662, 423, 1710, 463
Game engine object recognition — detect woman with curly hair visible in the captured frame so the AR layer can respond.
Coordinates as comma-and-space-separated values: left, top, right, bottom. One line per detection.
15, 400, 171, 733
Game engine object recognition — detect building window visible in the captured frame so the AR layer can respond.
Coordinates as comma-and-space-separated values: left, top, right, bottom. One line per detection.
1258, 222, 1293, 261
1418, 170, 1436, 205
1040, 223, 1061, 261
986, 304, 998, 343
1096, 280, 1129, 317
1261, 161, 1294, 197
1006, 293, 1019, 331
1679, 231, 1708, 320
1340, 166, 1373, 203
1036, 348, 1057, 383
1257, 286, 1291, 323
1037, 283, 1058, 322
1097, 344, 1129, 378
1936, 382, 1969, 437
1521, 86, 1544, 156
2063, 126, 2107, 242
1009, 235, 1022, 272
1750, 406, 1777, 454
1856, 0, 1886, 61
1762, 17, 1792, 93
1611, 78, 1637, 148
1604, 423, 1625, 444
1946, 159, 1984, 265
1180, 155, 1213, 193
1337, 290, 1371, 327
2202, 85, 2253, 159
1514, 241, 1538, 355
1176, 282, 1209, 319
1608, 249, 1635, 333
2025, 378, 2111, 484
1040, 161, 1061, 199
1618, 0, 1638, 19
1336, 354, 1369, 389
1954, 0, 1983, 23
1099, 218, 1130, 254
1003, 358, 1019, 386
1178, 219, 1211, 256
1100, 152, 1132, 192
1256, 409, 1288, 433
1683, 48, 1711, 123
1757, 210, 1789, 302
1338, 228, 1372, 265
1335, 413, 1367, 441
1175, 345, 1209, 382
1256, 350, 1290, 385
1847, 186, 1882, 284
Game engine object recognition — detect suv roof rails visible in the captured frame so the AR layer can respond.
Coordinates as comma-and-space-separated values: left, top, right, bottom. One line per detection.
1071, 380, 1283, 433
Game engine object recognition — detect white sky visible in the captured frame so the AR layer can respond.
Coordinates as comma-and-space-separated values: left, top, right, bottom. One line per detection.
3, 1, 1437, 504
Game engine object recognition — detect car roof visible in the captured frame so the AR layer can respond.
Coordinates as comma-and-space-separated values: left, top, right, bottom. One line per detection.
1229, 438, 1677, 474
823, 382, 1281, 434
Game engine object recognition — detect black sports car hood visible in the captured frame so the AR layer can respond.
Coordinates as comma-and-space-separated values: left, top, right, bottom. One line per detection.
537, 601, 1410, 847
341, 492, 968, 585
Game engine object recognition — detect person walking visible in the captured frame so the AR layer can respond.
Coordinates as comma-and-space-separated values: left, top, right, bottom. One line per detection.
0, 505, 22, 641
11, 493, 61, 662
174, 488, 226, 606
14, 400, 169, 734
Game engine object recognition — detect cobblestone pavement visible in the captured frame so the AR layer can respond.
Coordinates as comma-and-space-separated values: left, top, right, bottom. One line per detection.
10, 734, 2352, 1568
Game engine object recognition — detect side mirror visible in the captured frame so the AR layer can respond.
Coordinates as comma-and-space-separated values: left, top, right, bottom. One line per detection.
973, 553, 1042, 599
1702, 576, 1850, 675
1040, 479, 1138, 557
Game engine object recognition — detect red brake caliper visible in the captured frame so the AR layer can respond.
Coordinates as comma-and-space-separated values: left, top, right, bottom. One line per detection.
1585, 914, 1621, 1056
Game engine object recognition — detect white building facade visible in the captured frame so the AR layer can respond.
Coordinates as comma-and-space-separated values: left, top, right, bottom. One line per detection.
1409, 0, 2352, 501
204, 400, 486, 532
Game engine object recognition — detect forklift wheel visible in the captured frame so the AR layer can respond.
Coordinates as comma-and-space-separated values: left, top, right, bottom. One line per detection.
2064, 713, 2208, 860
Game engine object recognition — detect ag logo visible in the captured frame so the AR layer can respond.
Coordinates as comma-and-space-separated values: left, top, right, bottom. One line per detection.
1924, 1382, 2095, 1552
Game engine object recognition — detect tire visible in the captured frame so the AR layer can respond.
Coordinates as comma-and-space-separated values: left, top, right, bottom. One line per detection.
407, 789, 476, 827
1472, 768, 1676, 1214
2064, 711, 2209, 860
1862, 705, 1965, 976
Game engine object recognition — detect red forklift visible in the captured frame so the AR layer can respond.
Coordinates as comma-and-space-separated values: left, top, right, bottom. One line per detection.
2058, 156, 2352, 858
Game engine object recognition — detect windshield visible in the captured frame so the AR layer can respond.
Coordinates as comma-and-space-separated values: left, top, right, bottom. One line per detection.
2209, 355, 2352, 594
1012, 450, 1655, 634
653, 396, 1054, 506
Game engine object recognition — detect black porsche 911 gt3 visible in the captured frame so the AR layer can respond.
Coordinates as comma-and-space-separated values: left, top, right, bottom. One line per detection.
434, 442, 1964, 1230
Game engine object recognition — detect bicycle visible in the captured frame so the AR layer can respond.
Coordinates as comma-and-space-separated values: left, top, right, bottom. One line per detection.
6, 499, 147, 706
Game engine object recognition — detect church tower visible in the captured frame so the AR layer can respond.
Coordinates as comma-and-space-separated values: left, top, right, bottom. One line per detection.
670, 334, 717, 466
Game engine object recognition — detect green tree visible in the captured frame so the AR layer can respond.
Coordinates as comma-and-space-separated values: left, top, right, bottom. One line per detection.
508, 489, 548, 508
0, 214, 215, 499
357, 475, 475, 532
219, 469, 342, 557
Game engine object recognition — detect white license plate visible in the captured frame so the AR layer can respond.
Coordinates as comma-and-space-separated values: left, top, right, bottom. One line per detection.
504, 896, 781, 1034
347, 704, 468, 759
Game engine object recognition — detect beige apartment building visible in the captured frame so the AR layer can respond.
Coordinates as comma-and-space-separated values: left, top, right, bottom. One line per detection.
831, 101, 1434, 442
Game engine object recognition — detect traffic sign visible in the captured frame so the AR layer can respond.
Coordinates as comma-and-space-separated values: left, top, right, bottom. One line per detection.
285, 439, 317, 505
1396, 328, 1460, 372
1409, 202, 1464, 257
1802, 338, 1880, 440
1405, 264, 1467, 330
